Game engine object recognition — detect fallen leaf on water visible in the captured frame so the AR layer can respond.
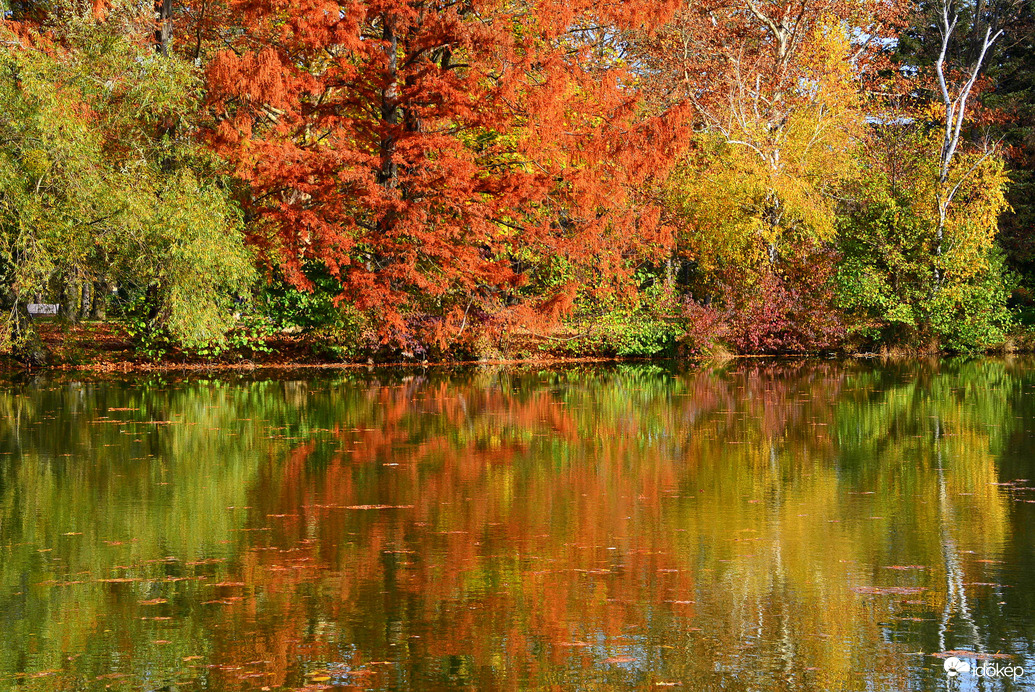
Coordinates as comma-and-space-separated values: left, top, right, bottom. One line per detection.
346, 505, 415, 510
883, 565, 928, 570
851, 586, 926, 595
932, 650, 1012, 660
603, 656, 636, 664
29, 670, 60, 678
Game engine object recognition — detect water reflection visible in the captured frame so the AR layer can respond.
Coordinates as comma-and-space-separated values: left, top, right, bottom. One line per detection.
0, 360, 1033, 690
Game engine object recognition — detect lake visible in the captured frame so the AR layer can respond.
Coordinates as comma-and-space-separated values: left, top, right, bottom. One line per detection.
1, 359, 1033, 690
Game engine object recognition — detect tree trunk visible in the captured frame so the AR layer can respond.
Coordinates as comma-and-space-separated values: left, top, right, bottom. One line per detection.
378, 14, 400, 190
79, 281, 93, 322
64, 281, 80, 325
91, 281, 111, 321
155, 0, 173, 56
11, 303, 48, 366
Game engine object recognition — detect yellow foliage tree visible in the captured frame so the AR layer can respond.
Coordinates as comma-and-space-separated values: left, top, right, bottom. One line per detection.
666, 21, 866, 272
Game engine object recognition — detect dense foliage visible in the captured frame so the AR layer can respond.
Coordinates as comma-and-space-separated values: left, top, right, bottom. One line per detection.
0, 2, 254, 358
0, 0, 1032, 360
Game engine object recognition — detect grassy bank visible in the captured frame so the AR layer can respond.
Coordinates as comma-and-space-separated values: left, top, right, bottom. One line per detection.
8, 317, 1035, 372
11, 321, 663, 371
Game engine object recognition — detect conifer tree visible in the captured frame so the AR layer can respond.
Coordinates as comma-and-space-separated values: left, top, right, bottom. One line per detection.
203, 0, 690, 342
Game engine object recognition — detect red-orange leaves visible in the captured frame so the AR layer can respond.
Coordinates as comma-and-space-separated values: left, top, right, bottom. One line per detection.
203, 0, 687, 340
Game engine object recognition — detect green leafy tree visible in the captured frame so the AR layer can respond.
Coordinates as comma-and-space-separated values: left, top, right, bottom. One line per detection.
0, 1, 254, 357
836, 126, 1013, 350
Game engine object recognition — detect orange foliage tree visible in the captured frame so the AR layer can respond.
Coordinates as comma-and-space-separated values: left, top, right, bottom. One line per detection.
202, 0, 691, 343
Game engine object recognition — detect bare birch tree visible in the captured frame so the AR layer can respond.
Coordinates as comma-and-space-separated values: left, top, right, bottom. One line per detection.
932, 1, 1003, 286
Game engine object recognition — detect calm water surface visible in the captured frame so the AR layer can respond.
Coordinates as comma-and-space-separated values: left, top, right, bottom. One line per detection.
2, 360, 1035, 691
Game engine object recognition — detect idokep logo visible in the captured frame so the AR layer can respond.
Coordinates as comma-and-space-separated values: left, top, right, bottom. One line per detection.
942, 655, 1025, 681
943, 657, 970, 677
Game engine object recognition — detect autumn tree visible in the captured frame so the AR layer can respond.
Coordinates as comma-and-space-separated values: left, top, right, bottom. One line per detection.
927, 1, 1009, 288
638, 1, 900, 269
898, 2, 1035, 308
831, 1, 1015, 351
835, 125, 1012, 350
202, 0, 690, 347
0, 1, 254, 356
615, 1, 903, 352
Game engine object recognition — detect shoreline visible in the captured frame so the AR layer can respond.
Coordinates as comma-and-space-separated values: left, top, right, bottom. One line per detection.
7, 322, 1029, 374
9, 351, 1018, 375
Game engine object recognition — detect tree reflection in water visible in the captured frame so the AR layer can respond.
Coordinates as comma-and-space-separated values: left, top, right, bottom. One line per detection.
0, 359, 1032, 690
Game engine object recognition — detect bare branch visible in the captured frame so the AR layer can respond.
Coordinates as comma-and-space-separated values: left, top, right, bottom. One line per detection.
934, 4, 1002, 183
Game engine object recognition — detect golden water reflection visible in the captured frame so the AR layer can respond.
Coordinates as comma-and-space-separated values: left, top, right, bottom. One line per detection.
0, 360, 1033, 690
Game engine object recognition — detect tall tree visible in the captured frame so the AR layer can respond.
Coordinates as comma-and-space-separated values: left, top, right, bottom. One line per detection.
155, 0, 174, 55
988, 5, 1035, 292
896, 1, 1030, 286
0, 0, 255, 354
930, 1, 1005, 286
203, 0, 690, 343
636, 1, 901, 267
